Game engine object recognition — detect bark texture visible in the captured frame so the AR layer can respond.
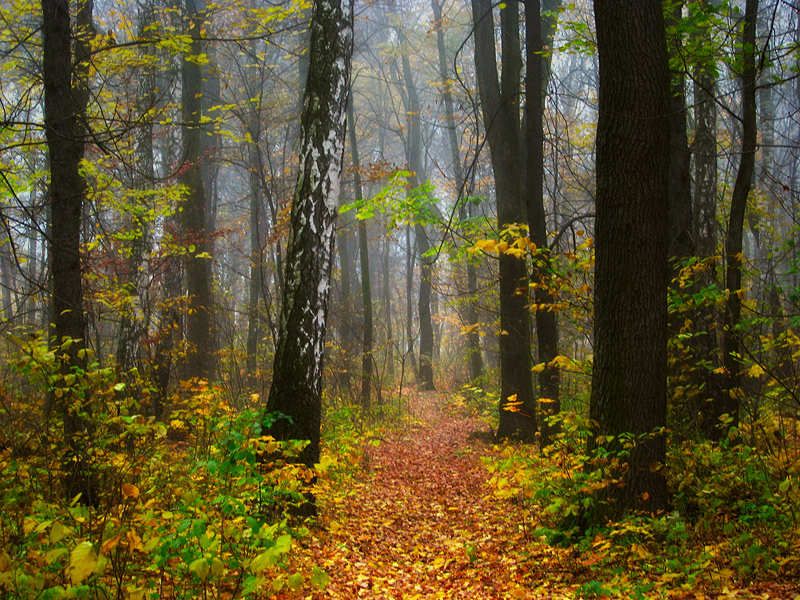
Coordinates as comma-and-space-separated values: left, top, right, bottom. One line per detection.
525, 0, 560, 446
720, 0, 759, 440
181, 0, 214, 380
42, 0, 93, 503
589, 0, 670, 515
265, 0, 353, 472
472, 0, 536, 440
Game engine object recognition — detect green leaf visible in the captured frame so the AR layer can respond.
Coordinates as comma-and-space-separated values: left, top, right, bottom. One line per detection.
311, 566, 331, 590
287, 572, 304, 591
189, 557, 210, 580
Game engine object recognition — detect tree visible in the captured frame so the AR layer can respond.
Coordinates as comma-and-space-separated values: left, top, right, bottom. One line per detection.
588, 0, 671, 515
180, 0, 214, 381
42, 0, 94, 503
472, 0, 536, 440
525, 0, 561, 446
347, 101, 374, 410
719, 0, 759, 441
264, 0, 354, 479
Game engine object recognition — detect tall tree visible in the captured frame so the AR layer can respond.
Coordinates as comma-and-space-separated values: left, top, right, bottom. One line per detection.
399, 50, 436, 391
525, 0, 561, 446
588, 0, 671, 515
42, 0, 93, 503
472, 0, 536, 440
181, 0, 214, 380
347, 101, 374, 410
264, 0, 354, 479
431, 0, 483, 384
720, 0, 759, 440
691, 0, 721, 438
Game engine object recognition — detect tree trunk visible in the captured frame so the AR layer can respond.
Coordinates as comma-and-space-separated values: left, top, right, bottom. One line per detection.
347, 101, 374, 410
399, 51, 436, 391
472, 0, 535, 440
181, 0, 214, 381
588, 0, 671, 516
118, 1, 156, 385
432, 0, 483, 384
525, 0, 560, 447
42, 0, 93, 504
691, 7, 721, 437
265, 0, 353, 482
720, 0, 759, 441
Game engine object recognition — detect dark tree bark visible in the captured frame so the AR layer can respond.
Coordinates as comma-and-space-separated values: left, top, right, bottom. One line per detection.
181, 0, 214, 381
720, 0, 759, 440
525, 0, 560, 447
691, 3, 721, 437
398, 50, 436, 391
588, 0, 671, 515
666, 2, 694, 266
246, 106, 266, 387
347, 101, 374, 410
118, 1, 156, 386
472, 0, 536, 440
265, 0, 353, 476
42, 0, 93, 503
432, 0, 483, 384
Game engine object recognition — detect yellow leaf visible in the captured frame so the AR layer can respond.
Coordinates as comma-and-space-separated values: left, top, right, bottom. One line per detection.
101, 535, 121, 555
747, 364, 765, 378
532, 363, 545, 373
69, 541, 98, 585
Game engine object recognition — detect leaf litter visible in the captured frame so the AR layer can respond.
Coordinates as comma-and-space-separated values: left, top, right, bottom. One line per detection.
275, 392, 799, 600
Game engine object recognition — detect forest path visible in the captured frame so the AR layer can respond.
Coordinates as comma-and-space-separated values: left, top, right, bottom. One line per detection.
285, 390, 546, 600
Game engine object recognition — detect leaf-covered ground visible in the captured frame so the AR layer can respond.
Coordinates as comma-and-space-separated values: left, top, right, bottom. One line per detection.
277, 391, 799, 600
285, 391, 534, 599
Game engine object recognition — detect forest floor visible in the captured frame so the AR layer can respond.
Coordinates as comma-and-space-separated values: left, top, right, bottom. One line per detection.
276, 391, 799, 600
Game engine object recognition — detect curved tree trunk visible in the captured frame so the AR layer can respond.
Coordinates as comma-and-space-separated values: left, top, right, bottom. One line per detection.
720, 0, 759, 441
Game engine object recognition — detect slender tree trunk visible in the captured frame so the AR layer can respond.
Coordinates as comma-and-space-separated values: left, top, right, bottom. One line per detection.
588, 0, 671, 516
525, 0, 560, 446
399, 51, 436, 391
691, 9, 721, 437
118, 1, 156, 384
720, 0, 759, 441
432, 0, 483, 384
180, 0, 214, 381
246, 129, 265, 387
472, 0, 535, 440
265, 0, 353, 484
347, 101, 374, 410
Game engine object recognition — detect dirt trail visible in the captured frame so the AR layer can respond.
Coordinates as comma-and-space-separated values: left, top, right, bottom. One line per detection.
288, 391, 535, 599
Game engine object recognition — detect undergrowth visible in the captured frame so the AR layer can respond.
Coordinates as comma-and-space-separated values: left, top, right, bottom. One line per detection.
483, 409, 800, 598
0, 344, 343, 599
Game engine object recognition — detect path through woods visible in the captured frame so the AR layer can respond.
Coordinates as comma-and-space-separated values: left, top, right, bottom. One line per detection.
276, 392, 798, 600
281, 391, 556, 600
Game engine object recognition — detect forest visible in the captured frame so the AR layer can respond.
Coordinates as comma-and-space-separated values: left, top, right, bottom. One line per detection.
1, 0, 800, 597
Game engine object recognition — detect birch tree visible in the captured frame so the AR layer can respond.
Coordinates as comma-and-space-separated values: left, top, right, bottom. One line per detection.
264, 0, 354, 486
